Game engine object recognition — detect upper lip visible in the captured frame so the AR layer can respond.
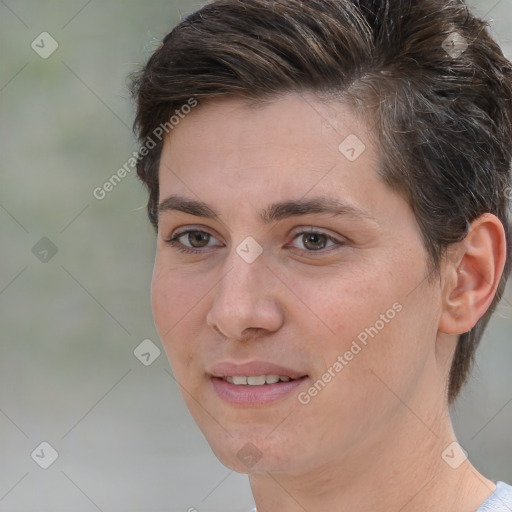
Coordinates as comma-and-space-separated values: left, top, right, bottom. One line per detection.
208, 361, 307, 379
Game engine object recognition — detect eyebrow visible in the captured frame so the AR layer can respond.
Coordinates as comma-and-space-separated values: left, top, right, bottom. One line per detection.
158, 194, 375, 224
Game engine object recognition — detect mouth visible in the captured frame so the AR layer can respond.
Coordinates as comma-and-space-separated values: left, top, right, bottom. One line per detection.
220, 374, 298, 385
208, 361, 309, 406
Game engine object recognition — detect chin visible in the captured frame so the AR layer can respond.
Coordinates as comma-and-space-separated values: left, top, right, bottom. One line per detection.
205, 430, 300, 475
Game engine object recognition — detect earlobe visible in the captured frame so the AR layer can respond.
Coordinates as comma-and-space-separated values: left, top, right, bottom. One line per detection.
438, 213, 507, 335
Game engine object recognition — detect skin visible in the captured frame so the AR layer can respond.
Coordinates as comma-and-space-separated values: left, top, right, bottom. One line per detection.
151, 92, 506, 512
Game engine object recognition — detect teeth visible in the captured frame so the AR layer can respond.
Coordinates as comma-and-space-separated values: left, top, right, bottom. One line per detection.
247, 375, 266, 385
223, 375, 294, 385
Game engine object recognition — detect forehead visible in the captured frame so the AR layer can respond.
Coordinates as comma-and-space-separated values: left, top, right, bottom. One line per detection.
163, 93, 369, 154
158, 93, 381, 202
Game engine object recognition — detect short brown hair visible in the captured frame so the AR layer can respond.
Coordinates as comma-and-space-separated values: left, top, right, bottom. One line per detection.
130, 0, 512, 403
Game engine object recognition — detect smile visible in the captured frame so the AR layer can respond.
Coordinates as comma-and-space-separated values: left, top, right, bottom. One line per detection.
211, 375, 309, 406
222, 375, 294, 385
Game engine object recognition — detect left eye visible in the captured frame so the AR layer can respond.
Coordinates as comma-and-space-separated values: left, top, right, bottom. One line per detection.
290, 231, 341, 251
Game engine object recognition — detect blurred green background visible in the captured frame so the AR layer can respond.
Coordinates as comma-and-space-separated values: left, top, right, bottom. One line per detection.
0, 1, 511, 511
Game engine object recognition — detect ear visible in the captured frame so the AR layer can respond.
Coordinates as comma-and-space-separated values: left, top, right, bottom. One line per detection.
438, 213, 507, 335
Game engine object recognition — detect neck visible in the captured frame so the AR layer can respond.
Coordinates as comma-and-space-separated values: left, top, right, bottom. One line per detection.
249, 402, 495, 512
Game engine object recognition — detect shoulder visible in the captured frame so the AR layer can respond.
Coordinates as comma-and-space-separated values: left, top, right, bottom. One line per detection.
476, 481, 512, 511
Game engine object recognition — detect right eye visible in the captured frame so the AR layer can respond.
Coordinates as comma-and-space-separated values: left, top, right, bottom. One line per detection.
164, 229, 223, 254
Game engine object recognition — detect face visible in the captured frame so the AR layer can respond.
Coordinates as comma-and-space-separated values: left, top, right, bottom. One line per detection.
151, 93, 445, 475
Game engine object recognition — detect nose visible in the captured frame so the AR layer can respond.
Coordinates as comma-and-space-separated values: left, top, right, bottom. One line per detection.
205, 247, 284, 341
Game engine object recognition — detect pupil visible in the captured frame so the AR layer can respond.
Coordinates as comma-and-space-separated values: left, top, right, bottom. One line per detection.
304, 233, 326, 250
190, 232, 209, 247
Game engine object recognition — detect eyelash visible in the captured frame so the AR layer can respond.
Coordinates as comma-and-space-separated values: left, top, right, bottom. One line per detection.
163, 229, 345, 255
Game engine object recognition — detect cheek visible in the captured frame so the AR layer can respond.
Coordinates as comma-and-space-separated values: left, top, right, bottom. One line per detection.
299, 266, 394, 348
150, 262, 205, 372
302, 264, 432, 398
151, 257, 207, 331
320, 279, 439, 415
151, 265, 177, 339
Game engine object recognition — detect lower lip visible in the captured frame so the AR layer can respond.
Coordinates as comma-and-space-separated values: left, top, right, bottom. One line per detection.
210, 376, 308, 406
